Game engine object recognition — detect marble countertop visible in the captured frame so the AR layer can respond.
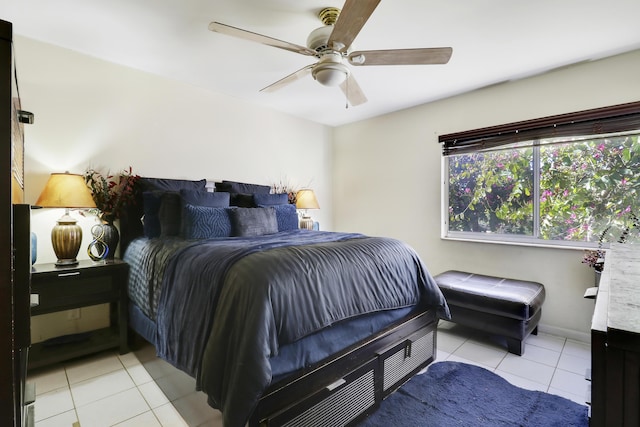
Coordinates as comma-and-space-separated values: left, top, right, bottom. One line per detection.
605, 244, 640, 335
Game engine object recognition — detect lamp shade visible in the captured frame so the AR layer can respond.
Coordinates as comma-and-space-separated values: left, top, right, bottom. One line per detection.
295, 189, 320, 210
36, 172, 96, 208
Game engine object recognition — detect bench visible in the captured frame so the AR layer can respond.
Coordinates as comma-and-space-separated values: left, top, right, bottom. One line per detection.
434, 270, 546, 356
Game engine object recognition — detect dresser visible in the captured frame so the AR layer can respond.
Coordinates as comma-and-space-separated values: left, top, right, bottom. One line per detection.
590, 244, 640, 426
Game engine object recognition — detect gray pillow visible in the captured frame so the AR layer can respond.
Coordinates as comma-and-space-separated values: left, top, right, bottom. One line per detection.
229, 207, 278, 237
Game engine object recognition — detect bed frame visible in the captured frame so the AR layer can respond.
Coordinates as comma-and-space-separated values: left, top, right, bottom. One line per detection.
119, 185, 440, 426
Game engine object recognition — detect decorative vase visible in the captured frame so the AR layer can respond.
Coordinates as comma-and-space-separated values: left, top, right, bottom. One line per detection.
101, 221, 119, 260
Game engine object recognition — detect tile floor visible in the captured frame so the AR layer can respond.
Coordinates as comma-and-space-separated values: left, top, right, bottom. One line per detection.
27, 321, 591, 426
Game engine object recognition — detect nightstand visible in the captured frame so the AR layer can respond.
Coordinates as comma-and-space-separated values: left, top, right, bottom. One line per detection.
29, 259, 129, 369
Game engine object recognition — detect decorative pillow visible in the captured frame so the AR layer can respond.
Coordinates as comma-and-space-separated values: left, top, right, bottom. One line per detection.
158, 192, 182, 237
179, 189, 230, 207
229, 193, 255, 208
229, 207, 278, 237
253, 193, 288, 206
142, 191, 163, 238
131, 177, 208, 238
182, 204, 232, 239
215, 180, 271, 194
261, 203, 299, 231
140, 177, 207, 192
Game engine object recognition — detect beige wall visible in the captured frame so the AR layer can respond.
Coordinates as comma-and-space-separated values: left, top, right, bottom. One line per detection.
16, 36, 333, 342
333, 49, 640, 341
18, 32, 640, 342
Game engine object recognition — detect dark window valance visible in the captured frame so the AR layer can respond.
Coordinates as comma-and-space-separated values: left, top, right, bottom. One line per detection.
439, 101, 640, 156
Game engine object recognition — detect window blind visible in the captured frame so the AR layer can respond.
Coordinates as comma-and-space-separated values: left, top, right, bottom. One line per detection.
439, 101, 640, 156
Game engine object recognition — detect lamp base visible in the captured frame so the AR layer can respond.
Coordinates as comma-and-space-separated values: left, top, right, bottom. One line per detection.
299, 215, 314, 230
51, 211, 82, 266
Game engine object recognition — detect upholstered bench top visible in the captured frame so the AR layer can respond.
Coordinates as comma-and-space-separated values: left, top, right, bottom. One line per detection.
434, 270, 546, 321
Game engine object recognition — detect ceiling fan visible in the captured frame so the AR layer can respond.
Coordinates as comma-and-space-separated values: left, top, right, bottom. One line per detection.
208, 0, 452, 106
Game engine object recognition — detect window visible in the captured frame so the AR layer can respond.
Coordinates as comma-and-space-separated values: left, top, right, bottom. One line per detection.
440, 102, 640, 247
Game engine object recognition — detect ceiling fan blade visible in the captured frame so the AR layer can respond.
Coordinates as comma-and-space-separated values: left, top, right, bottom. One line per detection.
348, 47, 453, 66
327, 0, 381, 52
260, 64, 315, 93
339, 74, 367, 106
209, 22, 317, 57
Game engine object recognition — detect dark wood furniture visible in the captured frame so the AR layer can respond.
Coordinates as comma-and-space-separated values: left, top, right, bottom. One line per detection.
590, 244, 640, 426
1, 19, 34, 427
29, 260, 129, 369
434, 270, 545, 355
250, 310, 438, 426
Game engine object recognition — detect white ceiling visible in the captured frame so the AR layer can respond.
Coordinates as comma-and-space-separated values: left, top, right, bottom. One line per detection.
2, 0, 640, 127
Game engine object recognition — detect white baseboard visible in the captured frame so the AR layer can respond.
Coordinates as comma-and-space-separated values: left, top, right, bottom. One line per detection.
538, 323, 591, 345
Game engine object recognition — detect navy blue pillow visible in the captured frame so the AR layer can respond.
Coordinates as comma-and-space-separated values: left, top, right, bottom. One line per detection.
140, 177, 206, 192
158, 192, 182, 237
253, 193, 288, 206
229, 207, 278, 237
229, 193, 255, 208
215, 180, 271, 194
262, 203, 299, 231
142, 191, 163, 238
182, 204, 232, 239
179, 189, 230, 207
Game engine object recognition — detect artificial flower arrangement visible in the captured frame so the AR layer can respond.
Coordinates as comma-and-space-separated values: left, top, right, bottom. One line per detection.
84, 166, 140, 222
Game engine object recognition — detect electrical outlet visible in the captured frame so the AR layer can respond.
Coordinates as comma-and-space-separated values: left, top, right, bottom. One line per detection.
67, 308, 81, 320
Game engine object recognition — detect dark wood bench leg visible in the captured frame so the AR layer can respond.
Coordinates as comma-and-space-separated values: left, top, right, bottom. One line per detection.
532, 326, 538, 335
507, 338, 524, 356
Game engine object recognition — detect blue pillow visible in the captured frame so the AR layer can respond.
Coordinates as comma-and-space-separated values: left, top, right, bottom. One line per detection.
182, 204, 232, 239
259, 203, 298, 231
253, 193, 288, 206
179, 189, 230, 207
215, 180, 271, 194
140, 177, 206, 192
142, 191, 162, 238
229, 207, 278, 237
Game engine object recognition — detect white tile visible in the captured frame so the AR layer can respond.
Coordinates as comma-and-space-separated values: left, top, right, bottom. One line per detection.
435, 348, 451, 361
139, 380, 171, 409
435, 329, 467, 354
171, 392, 221, 427
497, 354, 555, 386
34, 409, 78, 427
118, 351, 143, 369
34, 387, 75, 422
71, 369, 136, 407
557, 352, 591, 376
451, 340, 507, 368
526, 333, 566, 353
65, 352, 124, 384
127, 363, 155, 386
113, 410, 162, 427
153, 403, 190, 427
520, 342, 561, 367
154, 370, 197, 402
29, 367, 68, 395
76, 388, 149, 427
140, 357, 179, 381
563, 339, 591, 360
550, 368, 590, 396
493, 370, 547, 393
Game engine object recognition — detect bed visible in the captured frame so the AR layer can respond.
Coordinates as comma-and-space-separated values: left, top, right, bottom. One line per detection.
119, 177, 450, 427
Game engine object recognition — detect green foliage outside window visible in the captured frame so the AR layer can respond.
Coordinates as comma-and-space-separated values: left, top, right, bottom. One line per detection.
447, 133, 640, 244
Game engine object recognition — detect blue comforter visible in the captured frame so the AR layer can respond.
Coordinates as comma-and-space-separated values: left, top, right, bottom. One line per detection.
126, 230, 449, 427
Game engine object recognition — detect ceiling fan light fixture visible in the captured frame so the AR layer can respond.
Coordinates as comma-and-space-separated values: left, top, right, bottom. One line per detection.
312, 62, 349, 86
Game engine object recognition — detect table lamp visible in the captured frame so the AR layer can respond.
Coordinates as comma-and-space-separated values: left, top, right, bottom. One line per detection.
295, 189, 320, 230
36, 172, 97, 266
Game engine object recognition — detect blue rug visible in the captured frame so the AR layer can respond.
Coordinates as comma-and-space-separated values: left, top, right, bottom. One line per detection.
358, 361, 589, 426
